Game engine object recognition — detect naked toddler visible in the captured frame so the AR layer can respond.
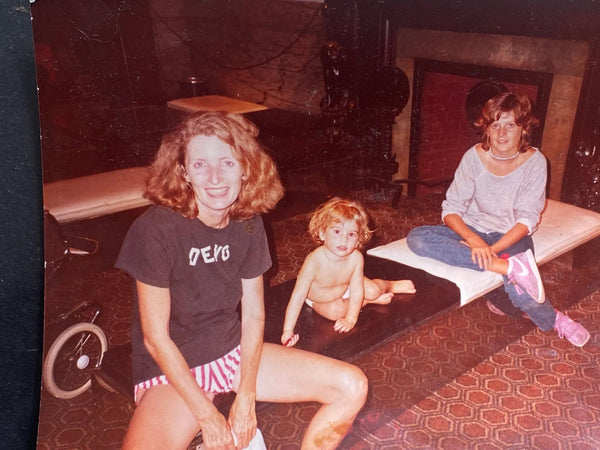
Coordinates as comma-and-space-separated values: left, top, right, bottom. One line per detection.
282, 197, 416, 346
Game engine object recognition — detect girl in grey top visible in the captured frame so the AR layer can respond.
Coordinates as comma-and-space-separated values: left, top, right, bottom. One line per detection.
442, 145, 547, 235
407, 92, 589, 347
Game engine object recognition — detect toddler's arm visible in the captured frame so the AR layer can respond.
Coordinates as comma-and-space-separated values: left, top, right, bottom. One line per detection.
333, 254, 364, 333
281, 257, 315, 347
281, 331, 299, 347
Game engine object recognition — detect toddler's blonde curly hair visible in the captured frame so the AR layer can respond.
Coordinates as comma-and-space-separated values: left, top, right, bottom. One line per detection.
308, 197, 373, 249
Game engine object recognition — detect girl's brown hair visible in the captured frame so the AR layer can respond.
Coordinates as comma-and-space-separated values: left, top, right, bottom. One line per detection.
144, 111, 284, 220
308, 197, 373, 249
475, 92, 540, 153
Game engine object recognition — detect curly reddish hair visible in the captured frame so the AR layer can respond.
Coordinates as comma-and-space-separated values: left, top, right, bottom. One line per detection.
308, 197, 373, 249
145, 111, 284, 220
475, 92, 540, 153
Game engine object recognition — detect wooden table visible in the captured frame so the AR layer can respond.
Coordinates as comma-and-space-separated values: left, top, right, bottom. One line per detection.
167, 95, 269, 114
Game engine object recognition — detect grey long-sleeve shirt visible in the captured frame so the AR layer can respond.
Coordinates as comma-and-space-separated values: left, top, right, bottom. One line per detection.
441, 145, 547, 235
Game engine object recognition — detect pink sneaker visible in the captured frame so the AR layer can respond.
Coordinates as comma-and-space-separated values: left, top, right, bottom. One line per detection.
554, 311, 590, 347
507, 249, 545, 303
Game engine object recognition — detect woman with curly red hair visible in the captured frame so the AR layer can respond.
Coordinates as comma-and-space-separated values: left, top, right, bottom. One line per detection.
116, 112, 368, 449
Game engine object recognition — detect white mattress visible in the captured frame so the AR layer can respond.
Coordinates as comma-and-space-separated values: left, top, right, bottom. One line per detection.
44, 166, 151, 223
367, 199, 600, 306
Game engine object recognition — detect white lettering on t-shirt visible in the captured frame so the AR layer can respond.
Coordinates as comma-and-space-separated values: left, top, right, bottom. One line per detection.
189, 248, 200, 266
200, 246, 214, 263
220, 245, 230, 260
189, 245, 231, 266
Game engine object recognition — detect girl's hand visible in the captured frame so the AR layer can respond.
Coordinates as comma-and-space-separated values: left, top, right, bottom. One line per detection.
461, 236, 497, 270
229, 393, 257, 449
334, 317, 356, 333
281, 331, 299, 347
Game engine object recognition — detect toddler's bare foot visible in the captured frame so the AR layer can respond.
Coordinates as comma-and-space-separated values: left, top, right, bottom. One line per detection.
390, 280, 416, 294
369, 292, 394, 305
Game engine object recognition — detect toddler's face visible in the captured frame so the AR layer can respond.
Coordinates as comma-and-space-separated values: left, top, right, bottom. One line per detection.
319, 219, 359, 257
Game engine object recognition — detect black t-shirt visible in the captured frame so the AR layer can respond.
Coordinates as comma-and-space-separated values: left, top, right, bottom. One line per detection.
115, 206, 272, 385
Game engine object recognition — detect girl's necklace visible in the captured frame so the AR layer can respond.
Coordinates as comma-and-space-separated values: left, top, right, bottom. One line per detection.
489, 149, 520, 160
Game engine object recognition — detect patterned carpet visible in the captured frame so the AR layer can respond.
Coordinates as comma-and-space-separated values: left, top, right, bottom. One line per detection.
257, 271, 600, 450
37, 180, 600, 449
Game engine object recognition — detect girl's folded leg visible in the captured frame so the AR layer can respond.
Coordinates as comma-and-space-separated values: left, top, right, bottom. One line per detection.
407, 225, 482, 270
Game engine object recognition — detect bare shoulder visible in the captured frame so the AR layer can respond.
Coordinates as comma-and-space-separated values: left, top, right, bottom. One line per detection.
343, 249, 364, 274
349, 249, 364, 264
300, 247, 325, 272
519, 146, 539, 164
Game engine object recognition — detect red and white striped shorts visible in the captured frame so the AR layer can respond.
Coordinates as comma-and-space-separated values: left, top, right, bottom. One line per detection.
134, 345, 241, 402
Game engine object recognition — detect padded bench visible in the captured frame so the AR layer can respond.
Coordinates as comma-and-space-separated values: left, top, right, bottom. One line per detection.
44, 167, 151, 223
367, 199, 600, 306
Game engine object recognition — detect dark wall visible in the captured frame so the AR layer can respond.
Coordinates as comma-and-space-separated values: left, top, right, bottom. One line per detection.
32, 0, 326, 182
183, 0, 325, 111
32, 0, 179, 182
390, 0, 600, 41
562, 40, 600, 211
31, 0, 600, 207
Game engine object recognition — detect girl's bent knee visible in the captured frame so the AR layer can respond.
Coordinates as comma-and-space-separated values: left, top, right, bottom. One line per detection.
406, 228, 427, 255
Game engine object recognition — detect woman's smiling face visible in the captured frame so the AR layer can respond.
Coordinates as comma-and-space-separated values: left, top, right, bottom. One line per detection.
184, 134, 243, 222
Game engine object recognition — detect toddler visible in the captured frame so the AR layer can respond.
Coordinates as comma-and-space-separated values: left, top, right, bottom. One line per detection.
282, 197, 415, 346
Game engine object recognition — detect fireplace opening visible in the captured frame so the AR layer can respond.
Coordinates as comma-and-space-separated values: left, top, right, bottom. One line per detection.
409, 59, 554, 196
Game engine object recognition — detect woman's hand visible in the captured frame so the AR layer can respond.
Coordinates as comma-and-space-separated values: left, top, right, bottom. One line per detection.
229, 392, 257, 449
281, 330, 299, 347
334, 317, 356, 333
462, 235, 497, 270
199, 410, 236, 450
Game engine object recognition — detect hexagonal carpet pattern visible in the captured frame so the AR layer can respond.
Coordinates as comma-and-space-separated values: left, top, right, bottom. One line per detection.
37, 189, 600, 449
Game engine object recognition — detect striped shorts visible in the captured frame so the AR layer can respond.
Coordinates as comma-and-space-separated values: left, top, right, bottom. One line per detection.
134, 345, 241, 402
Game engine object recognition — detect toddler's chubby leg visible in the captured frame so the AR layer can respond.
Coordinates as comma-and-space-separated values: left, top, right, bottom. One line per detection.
364, 277, 416, 304
388, 279, 416, 294
366, 292, 394, 305
306, 297, 350, 321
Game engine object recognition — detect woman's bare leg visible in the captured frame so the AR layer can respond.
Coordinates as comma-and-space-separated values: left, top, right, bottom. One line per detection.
122, 384, 205, 450
235, 343, 368, 450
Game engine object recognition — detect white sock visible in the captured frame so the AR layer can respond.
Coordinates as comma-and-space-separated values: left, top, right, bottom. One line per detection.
507, 257, 514, 275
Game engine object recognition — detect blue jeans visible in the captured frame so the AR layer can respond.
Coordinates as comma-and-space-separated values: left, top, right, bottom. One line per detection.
406, 225, 556, 331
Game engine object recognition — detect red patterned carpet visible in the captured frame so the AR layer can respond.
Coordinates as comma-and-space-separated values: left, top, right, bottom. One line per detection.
37, 184, 600, 449
256, 279, 600, 450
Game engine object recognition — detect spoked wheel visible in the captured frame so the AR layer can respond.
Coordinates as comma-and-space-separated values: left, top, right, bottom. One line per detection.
43, 322, 108, 399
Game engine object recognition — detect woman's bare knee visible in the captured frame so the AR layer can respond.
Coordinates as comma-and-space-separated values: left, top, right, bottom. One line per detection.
256, 344, 367, 407
315, 362, 368, 412
334, 365, 368, 409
